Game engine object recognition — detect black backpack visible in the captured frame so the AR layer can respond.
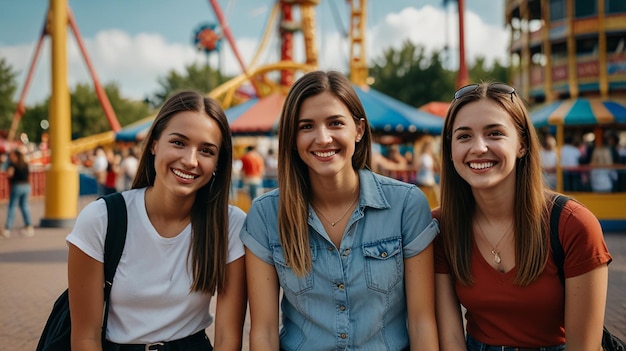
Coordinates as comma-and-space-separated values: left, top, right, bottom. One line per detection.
550, 194, 625, 351
36, 192, 128, 351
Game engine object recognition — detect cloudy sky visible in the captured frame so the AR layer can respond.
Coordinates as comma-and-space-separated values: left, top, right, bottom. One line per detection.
0, 0, 509, 105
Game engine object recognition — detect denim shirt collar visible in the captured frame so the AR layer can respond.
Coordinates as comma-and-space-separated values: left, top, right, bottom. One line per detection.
357, 169, 391, 210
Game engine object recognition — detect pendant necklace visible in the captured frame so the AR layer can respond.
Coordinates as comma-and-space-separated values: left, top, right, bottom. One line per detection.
312, 196, 359, 227
476, 220, 513, 264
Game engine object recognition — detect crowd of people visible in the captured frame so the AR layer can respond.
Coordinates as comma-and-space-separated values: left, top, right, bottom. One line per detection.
539, 131, 626, 192
1, 71, 617, 350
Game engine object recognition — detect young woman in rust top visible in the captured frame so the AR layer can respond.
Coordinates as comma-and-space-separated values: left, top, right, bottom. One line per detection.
434, 82, 612, 350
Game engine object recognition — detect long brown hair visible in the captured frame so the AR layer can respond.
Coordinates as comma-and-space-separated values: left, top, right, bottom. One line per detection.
132, 90, 233, 294
439, 82, 550, 286
277, 70, 372, 276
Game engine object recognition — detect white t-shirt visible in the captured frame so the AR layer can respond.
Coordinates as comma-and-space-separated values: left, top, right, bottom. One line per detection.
66, 188, 245, 344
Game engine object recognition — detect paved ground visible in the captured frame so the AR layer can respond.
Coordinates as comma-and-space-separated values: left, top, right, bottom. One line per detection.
0, 197, 624, 350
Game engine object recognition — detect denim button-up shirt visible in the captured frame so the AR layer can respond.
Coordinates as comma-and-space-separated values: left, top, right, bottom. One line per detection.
240, 169, 439, 351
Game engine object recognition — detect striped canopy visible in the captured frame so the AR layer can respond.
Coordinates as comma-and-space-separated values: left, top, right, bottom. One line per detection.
531, 98, 626, 128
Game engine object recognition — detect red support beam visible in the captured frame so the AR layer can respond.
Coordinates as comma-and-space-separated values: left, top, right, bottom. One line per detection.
456, 0, 470, 89
67, 8, 121, 131
8, 12, 49, 142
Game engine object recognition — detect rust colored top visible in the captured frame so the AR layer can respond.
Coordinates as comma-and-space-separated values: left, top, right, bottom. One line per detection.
434, 200, 612, 347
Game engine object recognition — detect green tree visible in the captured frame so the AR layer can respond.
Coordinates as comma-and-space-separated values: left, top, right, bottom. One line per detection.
20, 100, 49, 143
150, 62, 228, 107
0, 57, 18, 131
469, 56, 510, 84
70, 83, 152, 138
369, 41, 456, 107
16, 83, 152, 141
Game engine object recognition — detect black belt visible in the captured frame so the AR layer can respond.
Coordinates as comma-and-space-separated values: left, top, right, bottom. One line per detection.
103, 330, 209, 351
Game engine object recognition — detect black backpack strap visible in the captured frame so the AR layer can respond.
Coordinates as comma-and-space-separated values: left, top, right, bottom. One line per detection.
549, 194, 569, 286
100, 192, 128, 340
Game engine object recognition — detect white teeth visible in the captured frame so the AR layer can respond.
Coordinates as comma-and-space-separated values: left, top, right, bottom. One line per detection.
469, 162, 495, 170
172, 169, 196, 180
314, 151, 337, 158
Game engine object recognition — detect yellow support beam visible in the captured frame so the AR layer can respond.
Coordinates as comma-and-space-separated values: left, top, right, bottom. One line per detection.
42, 0, 79, 228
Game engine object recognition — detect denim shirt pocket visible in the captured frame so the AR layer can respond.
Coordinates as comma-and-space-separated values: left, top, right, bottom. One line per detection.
271, 244, 316, 295
362, 236, 403, 293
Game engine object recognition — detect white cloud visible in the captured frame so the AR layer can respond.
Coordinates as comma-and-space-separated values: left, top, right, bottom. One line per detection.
5, 5, 508, 105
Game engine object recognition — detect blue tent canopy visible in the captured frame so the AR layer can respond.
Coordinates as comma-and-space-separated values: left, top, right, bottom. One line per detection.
115, 117, 154, 142
354, 86, 443, 135
115, 86, 444, 141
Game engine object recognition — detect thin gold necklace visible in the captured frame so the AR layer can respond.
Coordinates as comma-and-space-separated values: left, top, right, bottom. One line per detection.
312, 196, 359, 227
476, 220, 513, 264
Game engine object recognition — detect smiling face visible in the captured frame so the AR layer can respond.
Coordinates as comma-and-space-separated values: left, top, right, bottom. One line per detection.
151, 110, 222, 199
296, 92, 364, 180
451, 99, 526, 192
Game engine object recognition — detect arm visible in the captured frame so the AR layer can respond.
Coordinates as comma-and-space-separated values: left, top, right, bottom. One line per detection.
564, 265, 608, 351
245, 248, 281, 351
6, 164, 14, 178
435, 273, 466, 351
68, 243, 105, 351
405, 243, 439, 350
214, 256, 247, 351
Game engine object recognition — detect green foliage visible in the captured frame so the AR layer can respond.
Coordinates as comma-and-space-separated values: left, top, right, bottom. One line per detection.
469, 56, 510, 84
14, 83, 152, 142
0, 58, 18, 131
20, 100, 49, 142
150, 62, 229, 108
70, 83, 152, 139
368, 41, 511, 108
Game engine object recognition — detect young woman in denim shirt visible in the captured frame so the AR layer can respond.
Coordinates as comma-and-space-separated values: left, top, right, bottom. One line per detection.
434, 83, 612, 350
240, 70, 439, 350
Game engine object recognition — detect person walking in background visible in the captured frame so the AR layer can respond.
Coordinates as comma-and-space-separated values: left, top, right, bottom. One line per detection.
2, 148, 34, 238
434, 82, 611, 350
241, 71, 439, 350
539, 133, 558, 189
589, 138, 616, 193
240, 144, 265, 200
91, 146, 109, 196
263, 148, 278, 189
560, 135, 582, 191
117, 146, 139, 191
66, 90, 247, 350
415, 138, 439, 187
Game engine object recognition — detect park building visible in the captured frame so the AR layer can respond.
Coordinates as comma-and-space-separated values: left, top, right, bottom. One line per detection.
506, 0, 626, 103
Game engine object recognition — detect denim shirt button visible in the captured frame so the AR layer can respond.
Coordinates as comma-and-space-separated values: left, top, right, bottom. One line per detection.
339, 305, 346, 311
338, 283, 345, 290
342, 249, 350, 256
381, 252, 388, 258
340, 333, 347, 339
327, 246, 334, 251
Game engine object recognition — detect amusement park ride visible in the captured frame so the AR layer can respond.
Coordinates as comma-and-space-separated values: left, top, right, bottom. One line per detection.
10, 0, 624, 228
8, 0, 391, 227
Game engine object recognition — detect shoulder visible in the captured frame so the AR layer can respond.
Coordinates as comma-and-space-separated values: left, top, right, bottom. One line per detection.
559, 198, 601, 231
247, 189, 280, 216
362, 169, 415, 190
359, 169, 428, 208
228, 204, 247, 226
557, 197, 612, 276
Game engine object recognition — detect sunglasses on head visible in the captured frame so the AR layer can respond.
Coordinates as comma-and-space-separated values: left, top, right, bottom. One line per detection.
454, 82, 516, 102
